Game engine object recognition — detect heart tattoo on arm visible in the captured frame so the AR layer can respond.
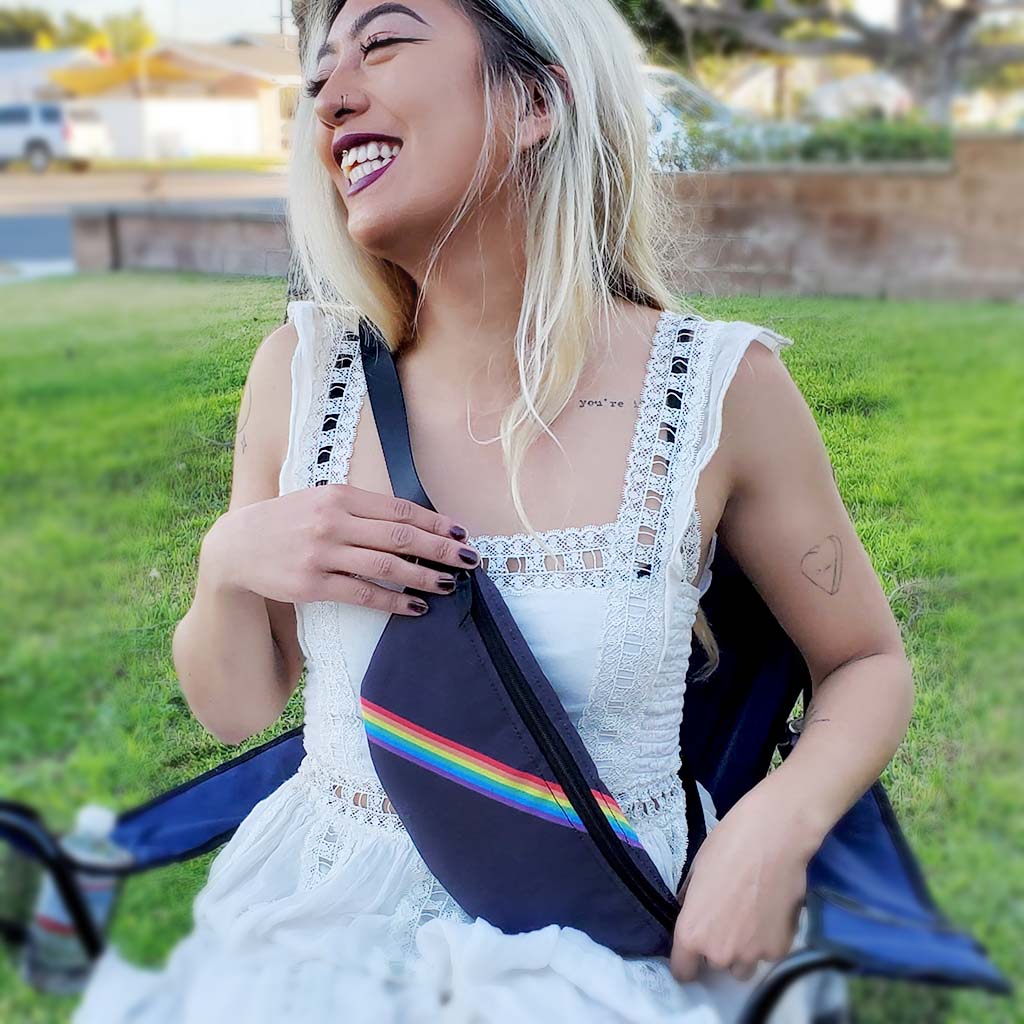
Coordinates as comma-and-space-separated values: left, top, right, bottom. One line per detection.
800, 534, 843, 595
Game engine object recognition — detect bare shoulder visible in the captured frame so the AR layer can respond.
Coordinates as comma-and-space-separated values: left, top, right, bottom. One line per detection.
717, 336, 814, 497
227, 319, 300, 512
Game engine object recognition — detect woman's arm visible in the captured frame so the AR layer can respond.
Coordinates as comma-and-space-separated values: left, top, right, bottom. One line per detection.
671, 338, 914, 982
172, 322, 305, 746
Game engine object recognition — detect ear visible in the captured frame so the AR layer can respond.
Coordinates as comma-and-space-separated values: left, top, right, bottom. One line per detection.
518, 64, 572, 150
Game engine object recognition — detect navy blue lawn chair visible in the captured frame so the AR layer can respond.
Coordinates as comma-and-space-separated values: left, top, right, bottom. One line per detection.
0, 541, 1011, 1022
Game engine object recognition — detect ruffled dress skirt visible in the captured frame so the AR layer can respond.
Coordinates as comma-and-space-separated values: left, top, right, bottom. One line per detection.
70, 770, 842, 1024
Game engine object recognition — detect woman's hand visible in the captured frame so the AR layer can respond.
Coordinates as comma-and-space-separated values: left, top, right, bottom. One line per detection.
669, 778, 821, 984
201, 483, 480, 615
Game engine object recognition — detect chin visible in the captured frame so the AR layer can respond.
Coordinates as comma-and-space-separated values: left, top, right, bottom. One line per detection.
344, 207, 411, 262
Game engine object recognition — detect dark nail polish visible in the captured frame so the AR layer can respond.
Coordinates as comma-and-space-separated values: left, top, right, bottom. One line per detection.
458, 547, 480, 565
449, 524, 468, 541
437, 576, 456, 592
408, 598, 429, 615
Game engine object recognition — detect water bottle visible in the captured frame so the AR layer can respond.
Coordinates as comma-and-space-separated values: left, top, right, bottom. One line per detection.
19, 803, 133, 995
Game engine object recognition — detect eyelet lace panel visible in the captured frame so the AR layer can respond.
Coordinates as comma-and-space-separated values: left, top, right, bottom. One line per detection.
620, 775, 691, 886
471, 522, 622, 590
386, 874, 474, 967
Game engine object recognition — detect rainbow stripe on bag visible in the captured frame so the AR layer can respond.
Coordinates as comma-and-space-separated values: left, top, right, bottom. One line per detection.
360, 697, 642, 848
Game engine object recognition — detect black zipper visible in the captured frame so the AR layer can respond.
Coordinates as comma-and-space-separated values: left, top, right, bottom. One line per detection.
470, 575, 679, 933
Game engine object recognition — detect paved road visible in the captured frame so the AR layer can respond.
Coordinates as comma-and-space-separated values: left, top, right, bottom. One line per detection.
0, 214, 69, 260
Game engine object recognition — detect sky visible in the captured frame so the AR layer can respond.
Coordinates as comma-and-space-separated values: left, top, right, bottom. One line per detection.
37, 0, 898, 44
33, 0, 297, 43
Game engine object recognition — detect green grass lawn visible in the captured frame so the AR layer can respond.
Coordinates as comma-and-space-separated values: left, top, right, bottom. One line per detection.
0, 272, 1020, 1022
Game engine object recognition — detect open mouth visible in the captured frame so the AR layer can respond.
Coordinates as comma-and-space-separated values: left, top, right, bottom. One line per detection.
340, 140, 402, 194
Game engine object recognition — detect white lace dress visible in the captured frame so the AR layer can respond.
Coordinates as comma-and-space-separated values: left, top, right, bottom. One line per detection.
71, 304, 827, 1024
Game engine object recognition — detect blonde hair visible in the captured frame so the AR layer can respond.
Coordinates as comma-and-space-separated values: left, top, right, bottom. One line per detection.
288, 0, 718, 676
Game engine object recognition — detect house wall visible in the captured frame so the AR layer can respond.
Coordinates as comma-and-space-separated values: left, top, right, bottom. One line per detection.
85, 97, 266, 159
85, 99, 146, 159
255, 86, 286, 156
141, 98, 263, 158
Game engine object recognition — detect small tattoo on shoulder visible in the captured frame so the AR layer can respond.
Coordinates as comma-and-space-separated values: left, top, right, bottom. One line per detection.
800, 534, 843, 595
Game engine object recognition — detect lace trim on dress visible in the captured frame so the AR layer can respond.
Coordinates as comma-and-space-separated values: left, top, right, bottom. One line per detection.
471, 522, 622, 590
296, 763, 408, 887
626, 777, 691, 892
387, 875, 474, 966
301, 312, 365, 491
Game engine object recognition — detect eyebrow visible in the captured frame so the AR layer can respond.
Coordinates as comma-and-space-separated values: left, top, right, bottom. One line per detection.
316, 3, 429, 61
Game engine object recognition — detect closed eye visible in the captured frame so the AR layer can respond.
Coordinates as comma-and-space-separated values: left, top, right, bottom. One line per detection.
360, 34, 423, 58
360, 33, 403, 57
303, 36, 422, 98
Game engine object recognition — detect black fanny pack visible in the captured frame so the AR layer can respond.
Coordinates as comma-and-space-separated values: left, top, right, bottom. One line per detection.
355, 318, 707, 958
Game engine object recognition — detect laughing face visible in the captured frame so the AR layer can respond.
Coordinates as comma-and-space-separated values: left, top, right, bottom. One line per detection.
307, 0, 508, 266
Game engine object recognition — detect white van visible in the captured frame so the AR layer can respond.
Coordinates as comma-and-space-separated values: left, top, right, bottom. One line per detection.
0, 102, 113, 172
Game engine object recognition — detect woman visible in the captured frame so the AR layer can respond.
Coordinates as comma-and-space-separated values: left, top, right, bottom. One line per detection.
72, 0, 914, 1020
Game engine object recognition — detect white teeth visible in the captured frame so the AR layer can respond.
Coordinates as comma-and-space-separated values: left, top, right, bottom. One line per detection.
350, 156, 392, 183
342, 142, 401, 185
340, 141, 402, 174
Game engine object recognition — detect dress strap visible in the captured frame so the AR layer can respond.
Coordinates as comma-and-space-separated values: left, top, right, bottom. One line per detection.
653, 319, 797, 677
619, 311, 707, 585
281, 302, 366, 498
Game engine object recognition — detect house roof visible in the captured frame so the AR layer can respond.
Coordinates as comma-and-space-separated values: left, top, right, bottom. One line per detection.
0, 47, 102, 74
156, 40, 301, 83
225, 32, 300, 53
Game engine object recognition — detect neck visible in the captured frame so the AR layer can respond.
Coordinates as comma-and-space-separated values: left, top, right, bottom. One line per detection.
396, 199, 528, 400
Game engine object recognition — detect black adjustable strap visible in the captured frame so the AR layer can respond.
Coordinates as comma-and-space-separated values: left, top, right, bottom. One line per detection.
357, 317, 435, 512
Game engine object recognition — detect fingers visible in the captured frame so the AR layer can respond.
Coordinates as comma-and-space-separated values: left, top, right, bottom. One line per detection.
669, 946, 703, 984
337, 485, 466, 543
673, 948, 758, 984
728, 960, 758, 982
324, 494, 482, 573
326, 542, 464, 597
313, 569, 432, 617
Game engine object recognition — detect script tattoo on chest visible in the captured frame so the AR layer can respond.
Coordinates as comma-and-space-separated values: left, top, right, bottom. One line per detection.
577, 397, 641, 410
